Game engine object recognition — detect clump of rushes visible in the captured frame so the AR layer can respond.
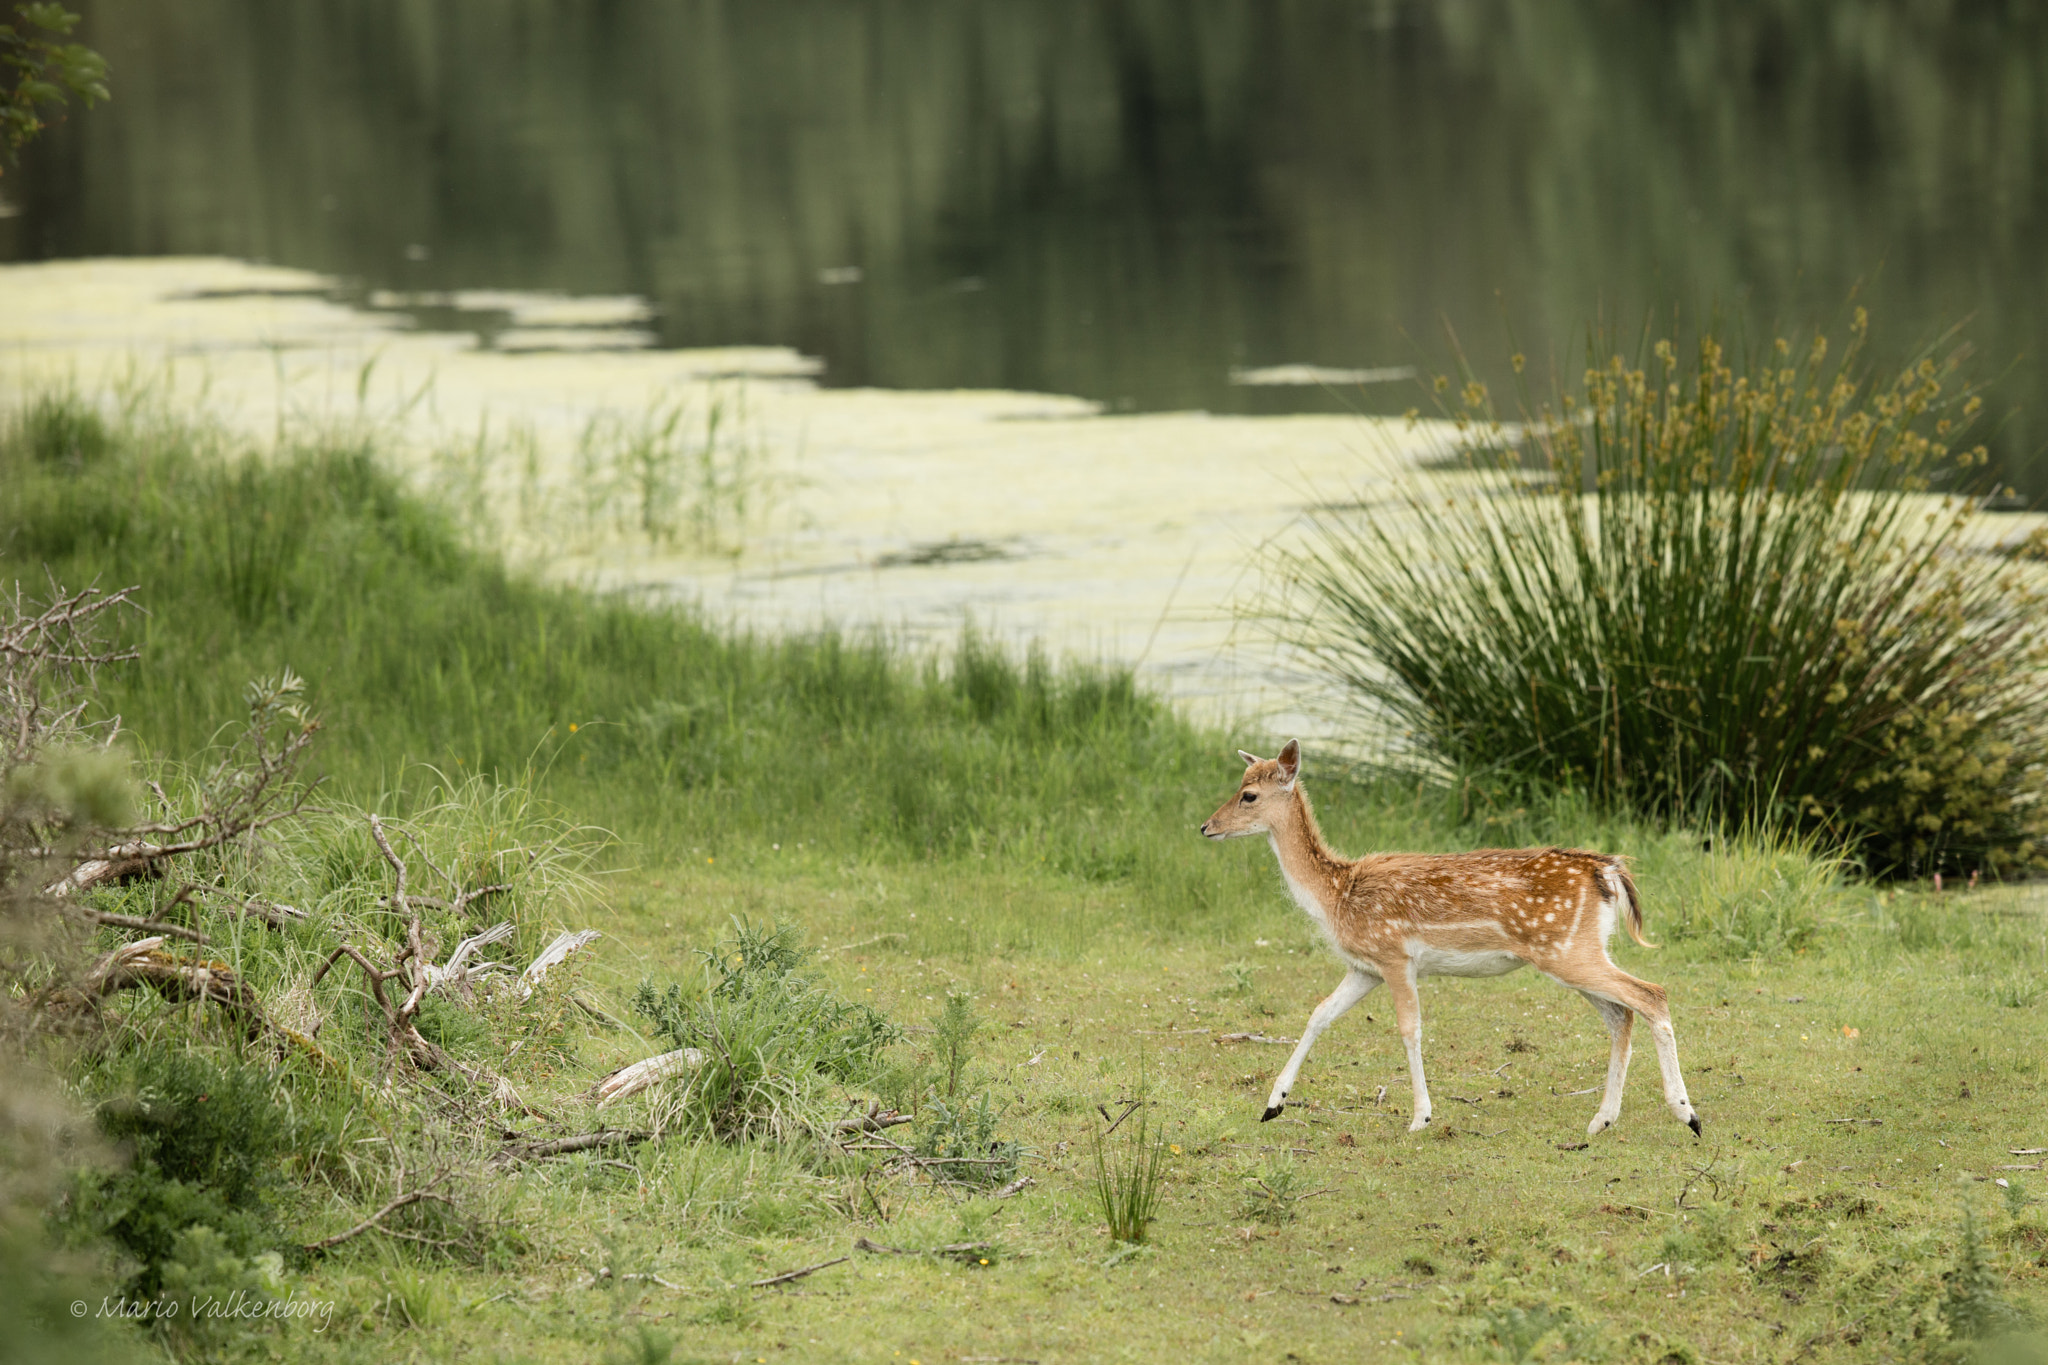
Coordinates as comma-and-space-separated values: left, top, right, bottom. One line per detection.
1093, 1109, 1168, 1245
1279, 312, 2048, 875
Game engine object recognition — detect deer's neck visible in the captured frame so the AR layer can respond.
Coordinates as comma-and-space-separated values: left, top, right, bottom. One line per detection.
1266, 787, 1347, 925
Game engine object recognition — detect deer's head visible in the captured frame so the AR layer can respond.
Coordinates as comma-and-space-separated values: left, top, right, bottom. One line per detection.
1200, 739, 1300, 839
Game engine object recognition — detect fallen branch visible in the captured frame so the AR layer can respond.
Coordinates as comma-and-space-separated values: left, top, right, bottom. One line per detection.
750, 1255, 848, 1288
69, 936, 267, 1035
991, 1175, 1035, 1199
51, 671, 324, 897
302, 1172, 456, 1252
494, 1129, 650, 1166
1217, 1032, 1293, 1045
853, 1237, 996, 1263
590, 1046, 707, 1106
831, 1108, 913, 1135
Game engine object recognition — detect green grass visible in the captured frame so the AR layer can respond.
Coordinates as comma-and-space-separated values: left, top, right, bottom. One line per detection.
0, 392, 1244, 924
111, 862, 2045, 1365
5, 388, 2046, 1363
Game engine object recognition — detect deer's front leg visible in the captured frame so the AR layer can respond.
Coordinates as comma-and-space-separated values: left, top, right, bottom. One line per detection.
1385, 967, 1431, 1131
1262, 968, 1379, 1121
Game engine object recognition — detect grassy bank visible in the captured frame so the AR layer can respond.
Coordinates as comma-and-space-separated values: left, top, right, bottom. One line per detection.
4, 391, 2044, 1364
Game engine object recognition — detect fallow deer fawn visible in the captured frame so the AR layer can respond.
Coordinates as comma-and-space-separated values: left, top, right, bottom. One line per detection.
1201, 741, 1699, 1138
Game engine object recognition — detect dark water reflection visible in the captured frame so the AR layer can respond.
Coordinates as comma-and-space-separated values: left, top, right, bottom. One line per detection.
6, 0, 2045, 498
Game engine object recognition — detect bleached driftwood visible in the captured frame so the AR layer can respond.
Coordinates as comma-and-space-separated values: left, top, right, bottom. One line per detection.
589, 1046, 705, 1107
423, 920, 516, 995
520, 929, 601, 999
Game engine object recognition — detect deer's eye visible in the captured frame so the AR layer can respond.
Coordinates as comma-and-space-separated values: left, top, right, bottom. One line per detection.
1240, 791, 1257, 804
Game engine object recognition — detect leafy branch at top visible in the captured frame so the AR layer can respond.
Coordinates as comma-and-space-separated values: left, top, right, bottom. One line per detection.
1, 2, 108, 172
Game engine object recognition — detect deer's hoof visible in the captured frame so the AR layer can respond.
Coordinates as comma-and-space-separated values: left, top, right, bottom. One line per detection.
1587, 1116, 1613, 1136
1687, 1113, 1703, 1137
1260, 1104, 1282, 1122
1407, 1115, 1431, 1134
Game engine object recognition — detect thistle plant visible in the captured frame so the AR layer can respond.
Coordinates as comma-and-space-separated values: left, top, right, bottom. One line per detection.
1279, 312, 2048, 874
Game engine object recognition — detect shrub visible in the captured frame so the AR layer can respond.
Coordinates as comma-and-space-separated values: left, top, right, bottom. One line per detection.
63, 1051, 294, 1295
630, 920, 898, 1141
930, 991, 979, 1100
1278, 314, 2048, 874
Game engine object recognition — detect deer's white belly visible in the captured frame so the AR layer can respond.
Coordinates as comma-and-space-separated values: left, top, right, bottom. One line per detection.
1408, 944, 1528, 979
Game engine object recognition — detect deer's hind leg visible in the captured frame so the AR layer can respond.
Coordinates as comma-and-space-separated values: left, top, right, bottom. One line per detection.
1578, 992, 1633, 1136
1557, 963, 1699, 1136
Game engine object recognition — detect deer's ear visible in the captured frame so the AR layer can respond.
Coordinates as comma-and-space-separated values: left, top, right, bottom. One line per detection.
1237, 750, 1261, 768
1276, 739, 1301, 789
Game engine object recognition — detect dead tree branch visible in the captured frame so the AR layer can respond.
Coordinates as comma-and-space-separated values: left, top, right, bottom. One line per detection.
750, 1255, 848, 1288
47, 670, 324, 896
492, 1128, 650, 1167
301, 1170, 458, 1252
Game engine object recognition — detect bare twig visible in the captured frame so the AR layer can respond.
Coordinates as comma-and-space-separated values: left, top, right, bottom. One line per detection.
1102, 1100, 1144, 1137
1217, 1032, 1294, 1045
51, 671, 324, 896
750, 1255, 848, 1288
302, 1172, 457, 1252
817, 932, 906, 956
181, 882, 305, 928
81, 909, 208, 944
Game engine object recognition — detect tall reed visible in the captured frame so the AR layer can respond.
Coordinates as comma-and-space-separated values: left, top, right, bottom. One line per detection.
1277, 313, 2048, 874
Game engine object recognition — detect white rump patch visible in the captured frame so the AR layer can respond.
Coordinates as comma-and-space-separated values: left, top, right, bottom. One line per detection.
1596, 866, 1624, 944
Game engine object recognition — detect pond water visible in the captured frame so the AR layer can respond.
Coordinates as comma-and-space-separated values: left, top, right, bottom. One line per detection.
4, 1, 2044, 501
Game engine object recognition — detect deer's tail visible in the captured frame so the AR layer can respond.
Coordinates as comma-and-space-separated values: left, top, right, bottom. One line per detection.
1612, 861, 1653, 949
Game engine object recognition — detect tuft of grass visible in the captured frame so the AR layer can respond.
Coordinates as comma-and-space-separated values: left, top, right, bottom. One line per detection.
1277, 314, 2048, 876
1239, 1152, 1319, 1226
1093, 1109, 1167, 1245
